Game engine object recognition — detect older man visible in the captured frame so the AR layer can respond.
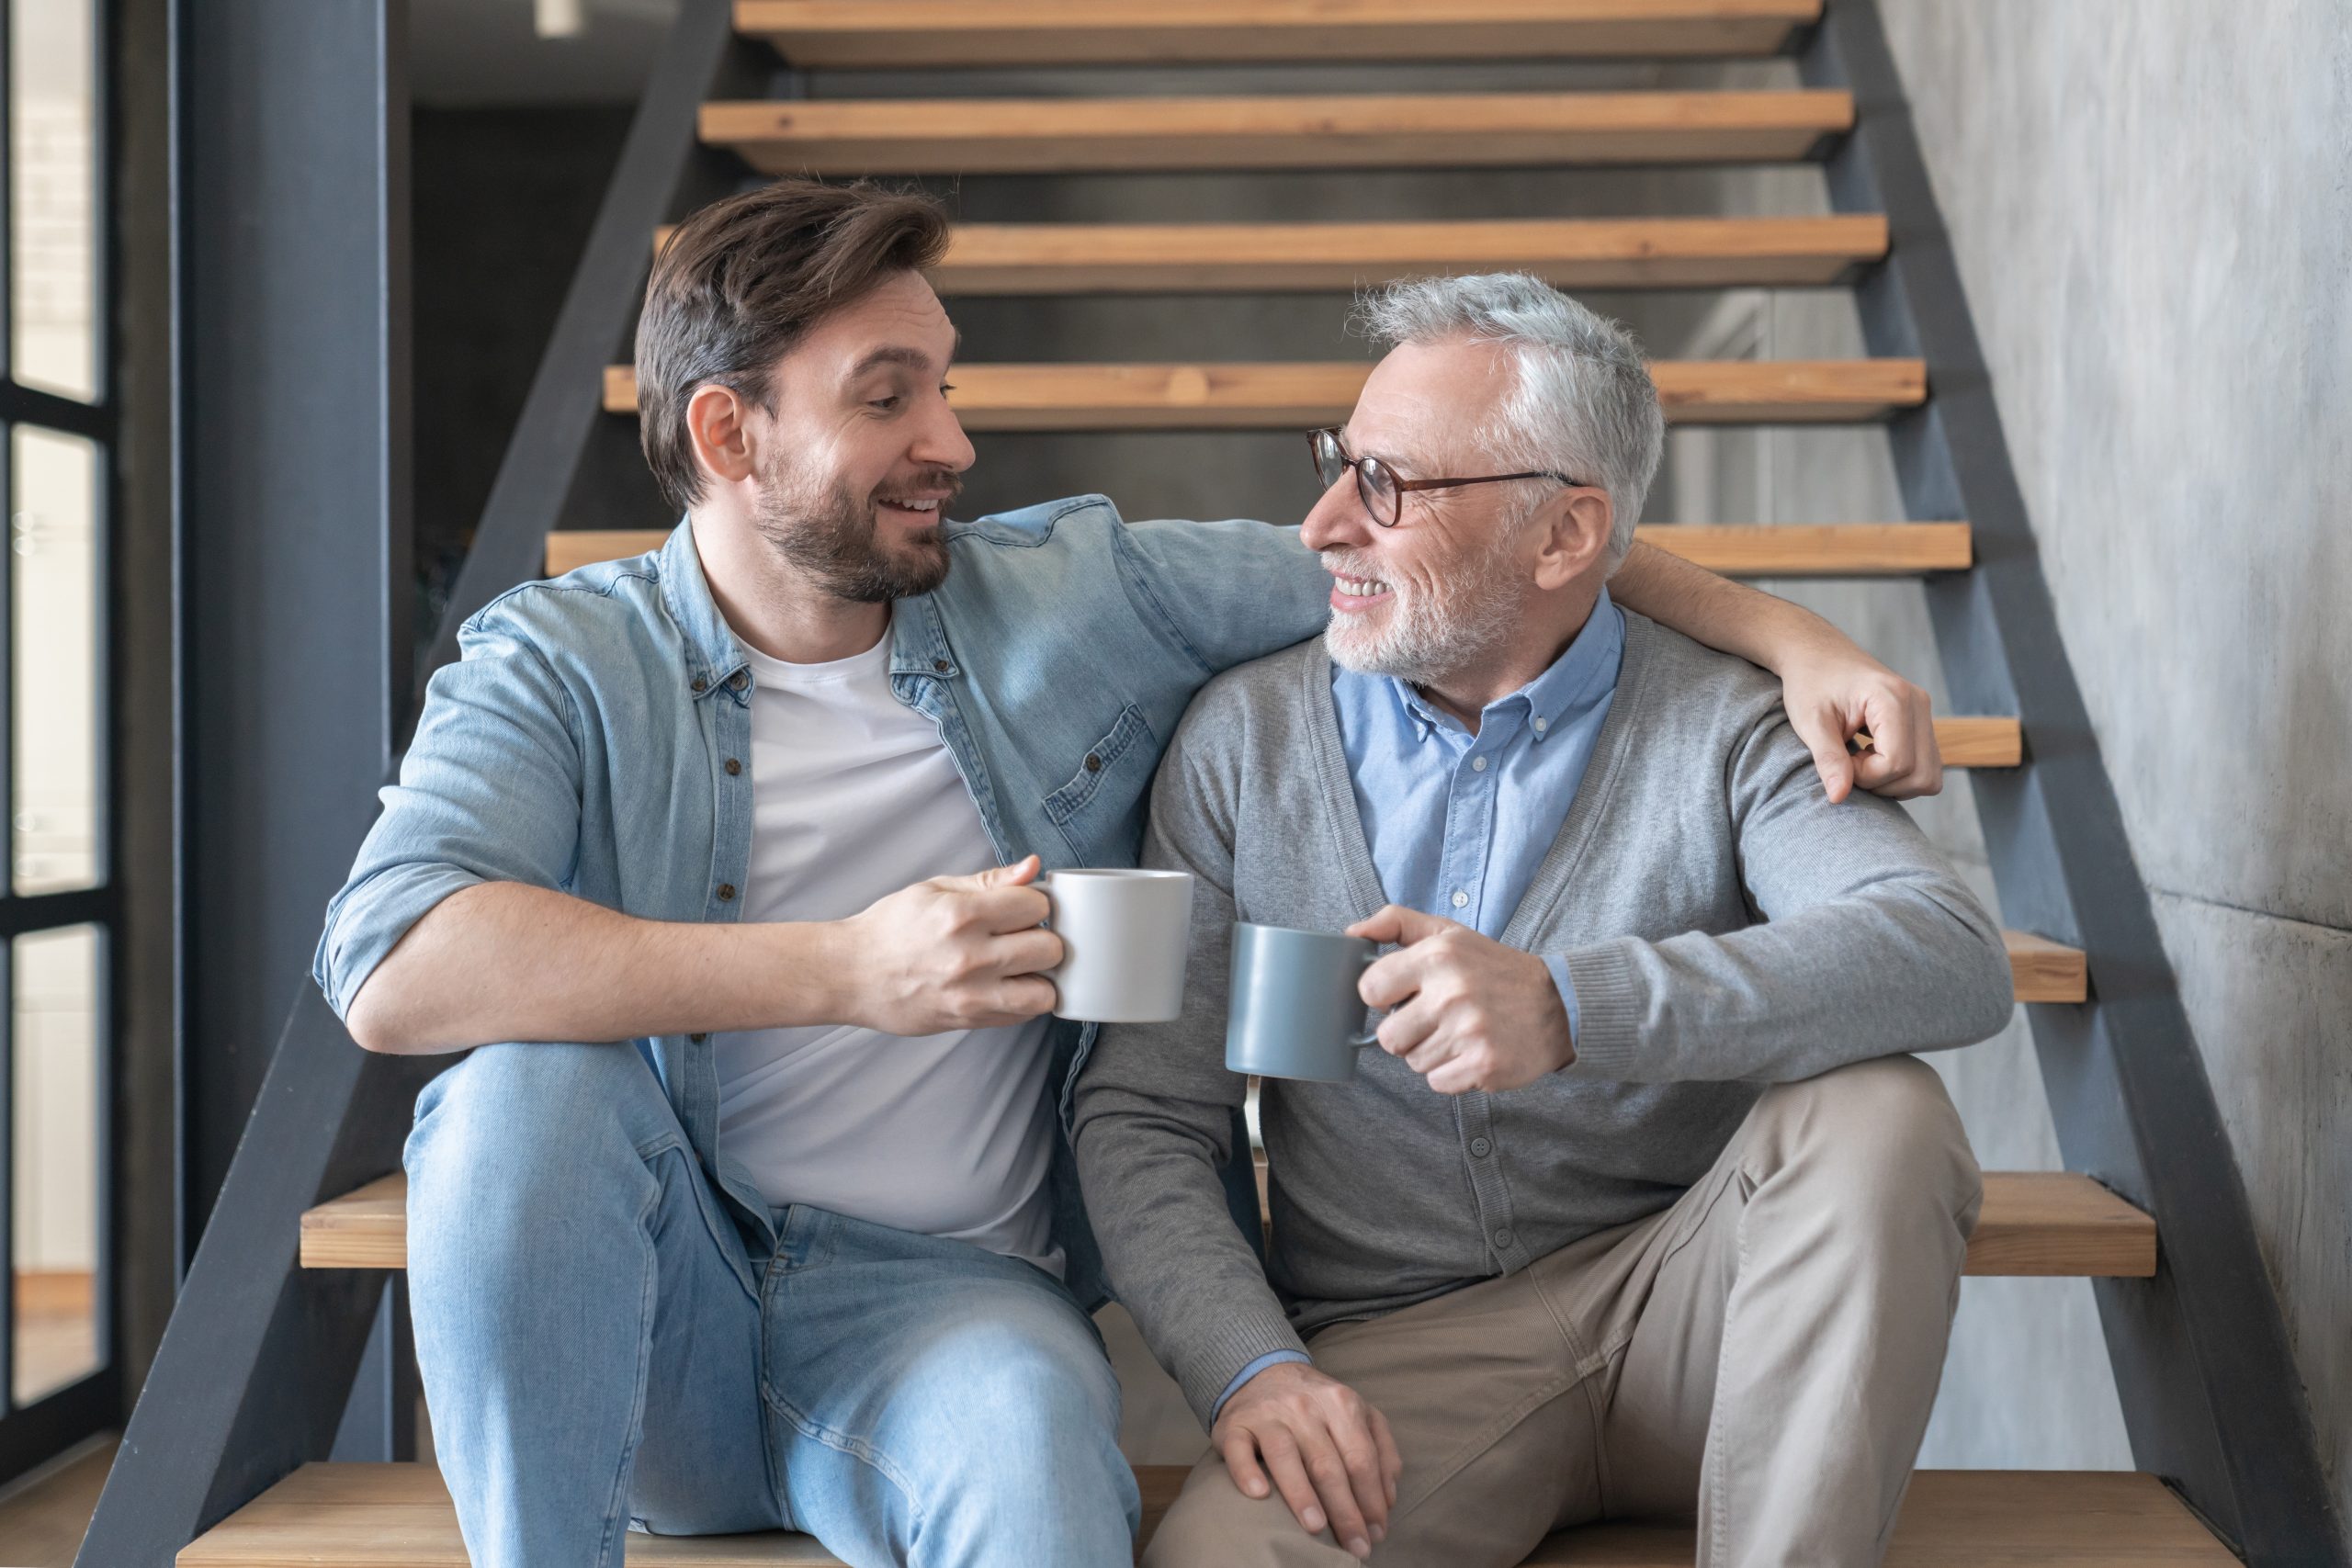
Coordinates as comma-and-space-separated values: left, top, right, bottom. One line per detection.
1073, 275, 2016, 1568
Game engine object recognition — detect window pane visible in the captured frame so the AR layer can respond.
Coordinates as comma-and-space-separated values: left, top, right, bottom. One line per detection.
9, 0, 98, 400
13, 426, 103, 895
13, 923, 103, 1405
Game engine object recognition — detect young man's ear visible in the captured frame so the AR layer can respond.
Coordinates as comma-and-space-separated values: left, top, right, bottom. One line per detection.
1530, 487, 1615, 592
685, 383, 759, 489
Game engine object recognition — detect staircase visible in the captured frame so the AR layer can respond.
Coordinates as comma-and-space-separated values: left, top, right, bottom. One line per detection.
80, 2, 2345, 1565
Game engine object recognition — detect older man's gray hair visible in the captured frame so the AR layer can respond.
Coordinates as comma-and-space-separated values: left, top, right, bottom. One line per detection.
1353, 273, 1665, 570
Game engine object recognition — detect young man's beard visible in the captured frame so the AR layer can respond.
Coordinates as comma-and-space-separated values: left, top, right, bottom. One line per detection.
752, 453, 959, 604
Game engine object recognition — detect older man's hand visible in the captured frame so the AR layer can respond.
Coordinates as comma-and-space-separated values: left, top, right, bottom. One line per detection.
1214, 1360, 1401, 1561
1346, 907, 1573, 1093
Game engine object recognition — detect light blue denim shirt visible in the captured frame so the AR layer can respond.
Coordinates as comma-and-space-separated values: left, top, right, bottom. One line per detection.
1216, 588, 1624, 1415
314, 497, 1333, 1310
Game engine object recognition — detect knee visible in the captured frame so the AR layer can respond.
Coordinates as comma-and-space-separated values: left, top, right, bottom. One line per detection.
1143, 1468, 1307, 1568
404, 1042, 672, 1261
1751, 1056, 1981, 1218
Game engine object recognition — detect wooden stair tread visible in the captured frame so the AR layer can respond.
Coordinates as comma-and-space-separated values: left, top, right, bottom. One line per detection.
699, 92, 1856, 175
179, 1462, 2228, 1565
735, 1, 1826, 69
658, 214, 1892, 293
601, 358, 1926, 427
300, 1168, 2145, 1278
2006, 928, 2088, 1003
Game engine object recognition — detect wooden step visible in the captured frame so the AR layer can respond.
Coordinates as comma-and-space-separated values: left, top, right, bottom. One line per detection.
698, 92, 1856, 175
2006, 929, 2088, 1003
179, 1461, 2230, 1566
300, 1167, 2145, 1278
655, 214, 1891, 293
735, 1, 1826, 69
601, 358, 1926, 427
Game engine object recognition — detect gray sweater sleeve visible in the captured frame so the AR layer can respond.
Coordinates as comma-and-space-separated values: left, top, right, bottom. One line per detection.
1071, 694, 1309, 1429
1558, 702, 2017, 1084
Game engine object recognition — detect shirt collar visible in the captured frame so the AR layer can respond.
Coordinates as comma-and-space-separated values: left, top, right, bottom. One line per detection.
1388, 585, 1625, 744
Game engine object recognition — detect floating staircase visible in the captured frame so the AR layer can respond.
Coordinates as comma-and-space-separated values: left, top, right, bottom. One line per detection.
83, 1, 2345, 1565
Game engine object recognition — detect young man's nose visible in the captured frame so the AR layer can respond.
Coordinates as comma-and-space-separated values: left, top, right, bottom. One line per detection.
910, 396, 977, 474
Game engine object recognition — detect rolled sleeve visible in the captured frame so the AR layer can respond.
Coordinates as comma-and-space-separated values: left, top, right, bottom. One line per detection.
313, 606, 585, 1022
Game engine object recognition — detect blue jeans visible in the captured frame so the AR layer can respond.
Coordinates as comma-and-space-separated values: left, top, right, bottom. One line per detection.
403, 1041, 1140, 1568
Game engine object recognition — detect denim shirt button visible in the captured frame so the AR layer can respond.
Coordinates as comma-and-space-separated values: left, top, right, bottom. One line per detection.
729, 671, 749, 691
1084, 753, 1102, 773
724, 758, 742, 776
689, 1032, 707, 1043
933, 658, 951, 673
716, 883, 737, 901
690, 676, 707, 693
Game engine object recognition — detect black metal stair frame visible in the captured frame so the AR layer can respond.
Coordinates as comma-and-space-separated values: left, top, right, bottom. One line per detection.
1801, 5, 2343, 1560
78, 0, 2348, 1562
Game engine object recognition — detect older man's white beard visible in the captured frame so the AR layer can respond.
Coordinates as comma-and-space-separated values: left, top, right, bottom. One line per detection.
1322, 542, 1523, 685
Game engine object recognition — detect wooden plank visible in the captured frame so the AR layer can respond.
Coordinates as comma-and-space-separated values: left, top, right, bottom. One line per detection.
298, 1171, 407, 1270
2007, 928, 2090, 1004
1933, 715, 2025, 769
602, 359, 1926, 426
550, 522, 1962, 580
654, 214, 1891, 293
300, 1167, 2144, 1279
736, 1, 1825, 68
698, 92, 1856, 175
1968, 1172, 2155, 1279
1634, 522, 1968, 575
181, 1463, 2227, 1565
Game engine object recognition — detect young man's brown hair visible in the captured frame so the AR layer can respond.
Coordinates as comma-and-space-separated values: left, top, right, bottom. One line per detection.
635, 178, 951, 512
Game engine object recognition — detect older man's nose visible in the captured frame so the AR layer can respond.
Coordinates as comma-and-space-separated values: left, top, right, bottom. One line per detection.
1301, 476, 1371, 551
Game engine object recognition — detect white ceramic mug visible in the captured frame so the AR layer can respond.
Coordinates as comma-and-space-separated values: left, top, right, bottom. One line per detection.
1035, 868, 1195, 1022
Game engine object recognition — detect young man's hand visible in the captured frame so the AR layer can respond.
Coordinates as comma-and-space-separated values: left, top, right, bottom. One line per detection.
1348, 907, 1574, 1093
1212, 1360, 1402, 1561
832, 855, 1061, 1033
1779, 641, 1943, 803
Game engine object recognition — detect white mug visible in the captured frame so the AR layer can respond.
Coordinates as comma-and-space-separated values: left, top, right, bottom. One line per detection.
1035, 868, 1195, 1022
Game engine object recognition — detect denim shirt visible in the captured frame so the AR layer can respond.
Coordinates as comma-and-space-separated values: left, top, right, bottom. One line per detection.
314, 496, 1333, 1308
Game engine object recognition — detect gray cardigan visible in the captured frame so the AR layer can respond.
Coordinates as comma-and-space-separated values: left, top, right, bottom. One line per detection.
1069, 613, 2014, 1427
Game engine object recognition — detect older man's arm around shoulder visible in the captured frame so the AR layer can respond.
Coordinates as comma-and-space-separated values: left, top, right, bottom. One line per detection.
1073, 678, 1401, 1562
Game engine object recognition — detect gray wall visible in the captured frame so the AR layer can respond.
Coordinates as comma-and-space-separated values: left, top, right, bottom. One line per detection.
1661, 0, 2350, 1501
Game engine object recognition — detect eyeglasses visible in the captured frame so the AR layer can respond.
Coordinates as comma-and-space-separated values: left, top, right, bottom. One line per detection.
1308, 426, 1586, 529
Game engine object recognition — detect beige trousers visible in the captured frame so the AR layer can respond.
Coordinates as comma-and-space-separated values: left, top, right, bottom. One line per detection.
1145, 1056, 1983, 1568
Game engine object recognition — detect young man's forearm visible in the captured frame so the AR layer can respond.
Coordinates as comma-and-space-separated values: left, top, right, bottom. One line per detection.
342, 882, 850, 1055
1610, 538, 1842, 673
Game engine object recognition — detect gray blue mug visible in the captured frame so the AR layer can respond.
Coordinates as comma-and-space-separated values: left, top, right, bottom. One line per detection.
1225, 921, 1382, 1083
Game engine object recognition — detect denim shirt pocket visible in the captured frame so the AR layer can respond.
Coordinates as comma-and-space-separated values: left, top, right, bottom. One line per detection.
1042, 703, 1156, 865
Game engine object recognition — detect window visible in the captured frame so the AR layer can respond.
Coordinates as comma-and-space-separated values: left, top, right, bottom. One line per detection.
0, 0, 116, 1479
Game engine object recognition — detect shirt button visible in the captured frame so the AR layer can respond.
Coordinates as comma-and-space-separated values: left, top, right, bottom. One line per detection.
729, 671, 748, 691
716, 883, 737, 901
933, 659, 951, 672
689, 1032, 707, 1043
1493, 1227, 1514, 1249
1084, 753, 1102, 773
1470, 1136, 1492, 1157
1471, 755, 1488, 773
1532, 716, 1548, 735
690, 676, 707, 694
724, 758, 742, 776
1451, 889, 1468, 909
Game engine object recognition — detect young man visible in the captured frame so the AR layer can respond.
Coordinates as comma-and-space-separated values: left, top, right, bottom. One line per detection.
316, 182, 1951, 1568
1073, 275, 2013, 1568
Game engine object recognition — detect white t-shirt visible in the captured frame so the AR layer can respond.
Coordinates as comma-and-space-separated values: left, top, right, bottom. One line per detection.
711, 624, 1060, 1274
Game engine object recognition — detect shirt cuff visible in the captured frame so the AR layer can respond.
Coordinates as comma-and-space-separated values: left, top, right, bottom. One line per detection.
1213, 1350, 1313, 1422
1541, 953, 1582, 1050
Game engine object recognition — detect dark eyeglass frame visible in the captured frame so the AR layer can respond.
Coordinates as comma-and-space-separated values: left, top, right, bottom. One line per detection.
1308, 426, 1589, 528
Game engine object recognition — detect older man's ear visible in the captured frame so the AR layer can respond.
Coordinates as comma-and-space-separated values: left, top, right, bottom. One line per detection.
1530, 486, 1617, 592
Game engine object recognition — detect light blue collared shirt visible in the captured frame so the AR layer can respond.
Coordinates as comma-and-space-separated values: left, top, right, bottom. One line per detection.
1214, 588, 1626, 1416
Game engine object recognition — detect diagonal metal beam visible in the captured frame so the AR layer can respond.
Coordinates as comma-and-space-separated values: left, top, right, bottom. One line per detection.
1803, 5, 2346, 1562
